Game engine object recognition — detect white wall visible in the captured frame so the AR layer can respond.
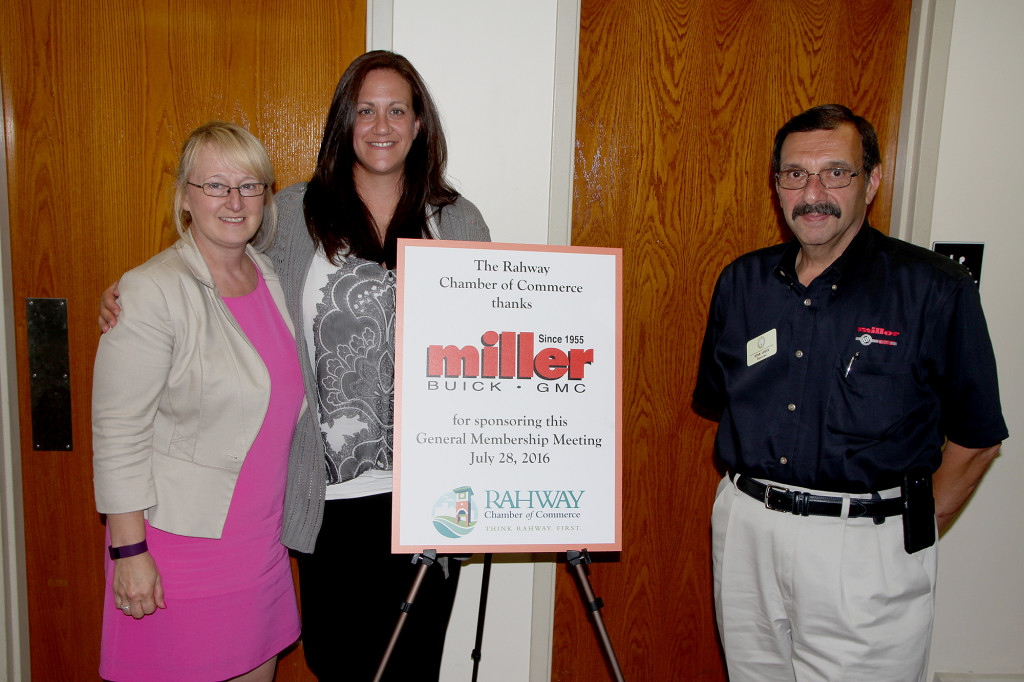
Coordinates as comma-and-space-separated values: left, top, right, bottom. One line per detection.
390, 0, 561, 247
393, 0, 558, 246
927, 0, 1024, 677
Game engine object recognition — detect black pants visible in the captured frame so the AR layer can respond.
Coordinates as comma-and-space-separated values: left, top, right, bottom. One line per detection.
296, 494, 461, 681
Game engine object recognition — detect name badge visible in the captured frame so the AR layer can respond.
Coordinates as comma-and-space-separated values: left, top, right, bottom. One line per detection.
746, 329, 777, 366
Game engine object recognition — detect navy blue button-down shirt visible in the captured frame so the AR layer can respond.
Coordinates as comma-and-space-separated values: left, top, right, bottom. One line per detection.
694, 225, 1007, 493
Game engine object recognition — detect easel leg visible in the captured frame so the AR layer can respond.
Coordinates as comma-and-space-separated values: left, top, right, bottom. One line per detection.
567, 549, 626, 682
373, 550, 437, 682
470, 553, 494, 682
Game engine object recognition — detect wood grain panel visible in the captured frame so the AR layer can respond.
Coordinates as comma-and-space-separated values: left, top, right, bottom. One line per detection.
553, 1, 911, 679
0, 2, 363, 679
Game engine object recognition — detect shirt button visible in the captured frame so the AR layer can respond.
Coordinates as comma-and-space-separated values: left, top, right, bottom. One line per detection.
787, 403, 796, 412
780, 457, 789, 465
795, 350, 804, 358
803, 298, 812, 307
831, 284, 838, 291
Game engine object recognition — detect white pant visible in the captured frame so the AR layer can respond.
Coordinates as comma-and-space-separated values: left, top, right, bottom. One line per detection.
712, 474, 937, 682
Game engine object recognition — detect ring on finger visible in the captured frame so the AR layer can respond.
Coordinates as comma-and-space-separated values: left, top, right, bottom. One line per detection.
121, 605, 131, 612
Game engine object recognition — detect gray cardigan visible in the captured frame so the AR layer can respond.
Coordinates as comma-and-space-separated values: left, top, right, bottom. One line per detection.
267, 182, 491, 552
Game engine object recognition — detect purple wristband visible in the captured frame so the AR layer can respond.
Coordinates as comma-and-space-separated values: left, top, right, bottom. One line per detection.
108, 539, 148, 560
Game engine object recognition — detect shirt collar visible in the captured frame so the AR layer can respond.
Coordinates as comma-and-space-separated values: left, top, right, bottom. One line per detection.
826, 221, 875, 280
772, 239, 803, 291
773, 221, 877, 290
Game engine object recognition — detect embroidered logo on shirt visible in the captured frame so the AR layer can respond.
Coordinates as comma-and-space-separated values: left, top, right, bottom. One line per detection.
855, 326, 900, 347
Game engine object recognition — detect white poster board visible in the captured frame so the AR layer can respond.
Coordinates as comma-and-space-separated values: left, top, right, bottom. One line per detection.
393, 240, 622, 553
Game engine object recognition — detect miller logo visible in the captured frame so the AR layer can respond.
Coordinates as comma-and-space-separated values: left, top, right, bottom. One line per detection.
427, 331, 593, 381
432, 486, 478, 539
855, 326, 900, 348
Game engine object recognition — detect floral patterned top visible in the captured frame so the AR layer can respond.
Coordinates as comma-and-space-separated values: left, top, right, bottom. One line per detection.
303, 252, 397, 486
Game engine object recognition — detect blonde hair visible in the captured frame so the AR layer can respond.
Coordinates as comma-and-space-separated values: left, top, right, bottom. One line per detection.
173, 121, 277, 250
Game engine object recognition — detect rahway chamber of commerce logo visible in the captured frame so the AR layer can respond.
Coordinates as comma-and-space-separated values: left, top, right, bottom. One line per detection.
432, 486, 479, 539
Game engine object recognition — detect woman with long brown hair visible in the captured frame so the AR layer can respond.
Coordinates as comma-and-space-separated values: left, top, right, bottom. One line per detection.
270, 49, 490, 681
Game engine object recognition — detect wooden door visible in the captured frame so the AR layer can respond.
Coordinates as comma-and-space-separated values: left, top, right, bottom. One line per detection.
552, 1, 912, 679
0, 2, 363, 679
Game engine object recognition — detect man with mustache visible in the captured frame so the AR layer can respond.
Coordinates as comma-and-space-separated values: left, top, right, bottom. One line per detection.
694, 104, 1007, 681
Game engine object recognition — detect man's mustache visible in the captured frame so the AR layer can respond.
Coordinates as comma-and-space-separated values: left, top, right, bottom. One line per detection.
792, 202, 841, 220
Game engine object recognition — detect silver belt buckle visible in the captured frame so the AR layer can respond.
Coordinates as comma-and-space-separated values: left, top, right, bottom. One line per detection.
764, 485, 789, 511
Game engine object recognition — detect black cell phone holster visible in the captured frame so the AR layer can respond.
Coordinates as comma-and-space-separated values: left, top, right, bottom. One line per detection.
901, 467, 936, 554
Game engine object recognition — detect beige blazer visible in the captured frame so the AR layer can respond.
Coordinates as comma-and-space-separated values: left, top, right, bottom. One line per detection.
92, 233, 299, 539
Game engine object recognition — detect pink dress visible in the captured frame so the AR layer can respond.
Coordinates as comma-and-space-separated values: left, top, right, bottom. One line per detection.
99, 269, 302, 681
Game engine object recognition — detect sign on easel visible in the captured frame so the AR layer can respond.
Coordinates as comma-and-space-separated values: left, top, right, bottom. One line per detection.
392, 240, 622, 553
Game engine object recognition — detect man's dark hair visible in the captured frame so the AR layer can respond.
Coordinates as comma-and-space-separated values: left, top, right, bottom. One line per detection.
771, 104, 880, 176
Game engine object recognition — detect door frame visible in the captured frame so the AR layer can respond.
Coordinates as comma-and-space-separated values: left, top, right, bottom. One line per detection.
892, 0, 955, 248
1, 63, 32, 681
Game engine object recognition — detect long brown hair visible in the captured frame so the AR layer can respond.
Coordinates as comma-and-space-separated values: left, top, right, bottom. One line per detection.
303, 51, 458, 267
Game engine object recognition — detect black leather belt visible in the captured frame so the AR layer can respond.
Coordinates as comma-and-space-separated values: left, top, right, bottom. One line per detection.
735, 475, 903, 518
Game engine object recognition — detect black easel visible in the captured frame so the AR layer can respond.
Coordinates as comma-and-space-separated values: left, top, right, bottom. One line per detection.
375, 549, 624, 681
373, 550, 438, 682
567, 549, 625, 682
470, 553, 493, 682
373, 549, 491, 681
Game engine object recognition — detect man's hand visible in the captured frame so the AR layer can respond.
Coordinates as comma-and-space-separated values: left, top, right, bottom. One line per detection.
98, 281, 120, 332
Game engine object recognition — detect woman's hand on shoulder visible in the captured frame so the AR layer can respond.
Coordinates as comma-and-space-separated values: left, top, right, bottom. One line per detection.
112, 551, 165, 619
98, 281, 121, 332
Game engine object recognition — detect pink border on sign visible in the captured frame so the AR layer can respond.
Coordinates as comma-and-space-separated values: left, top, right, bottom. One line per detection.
392, 239, 623, 553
